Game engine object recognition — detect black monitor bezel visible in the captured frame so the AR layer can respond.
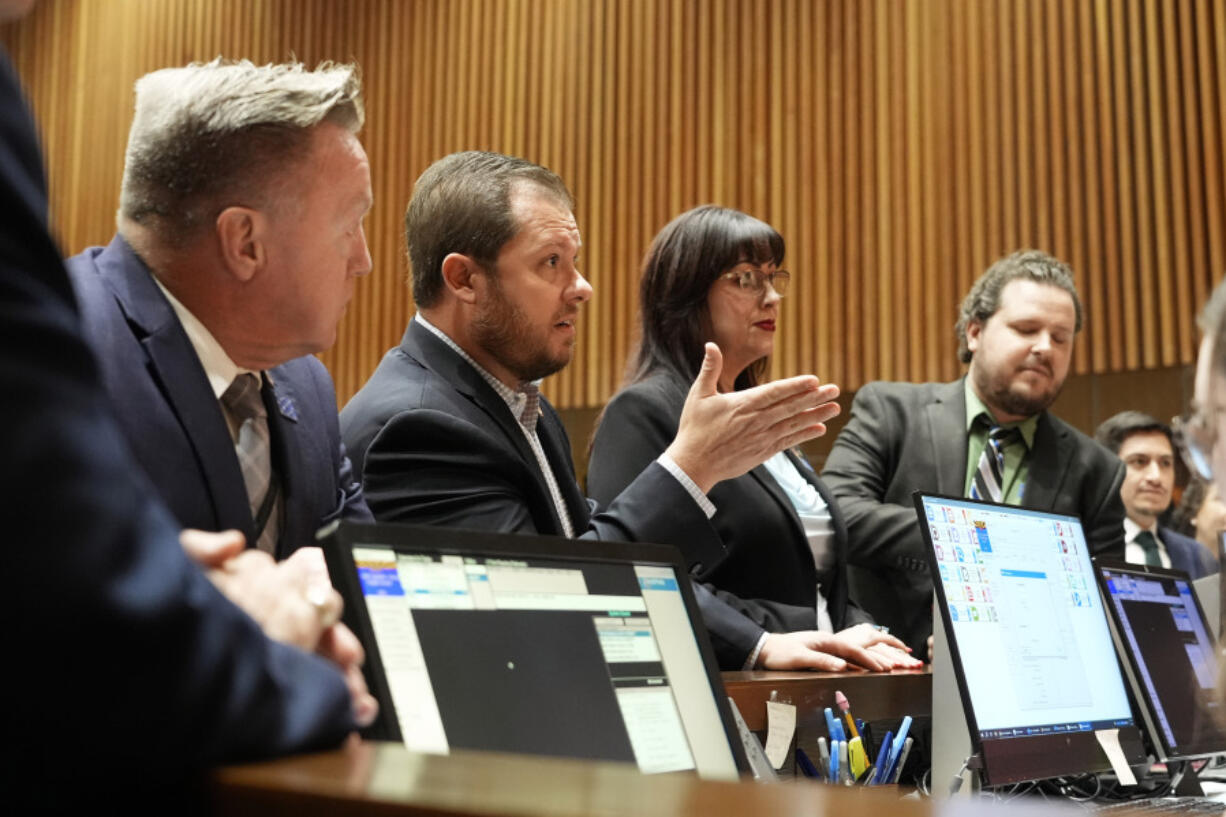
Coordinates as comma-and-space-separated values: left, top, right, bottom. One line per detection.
1093, 557, 1226, 762
316, 519, 751, 777
915, 491, 1146, 786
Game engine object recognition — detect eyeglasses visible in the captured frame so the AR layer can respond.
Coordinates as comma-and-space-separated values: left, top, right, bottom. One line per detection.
721, 267, 791, 297
1173, 410, 1218, 481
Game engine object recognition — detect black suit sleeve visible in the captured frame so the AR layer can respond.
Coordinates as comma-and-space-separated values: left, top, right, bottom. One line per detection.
589, 381, 827, 668
821, 384, 928, 571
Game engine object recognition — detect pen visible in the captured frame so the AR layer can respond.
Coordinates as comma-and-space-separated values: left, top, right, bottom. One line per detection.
884, 716, 913, 782
829, 739, 840, 783
824, 707, 839, 741
839, 739, 850, 784
835, 690, 861, 740
889, 737, 914, 784
796, 747, 821, 779
817, 736, 830, 778
870, 729, 893, 784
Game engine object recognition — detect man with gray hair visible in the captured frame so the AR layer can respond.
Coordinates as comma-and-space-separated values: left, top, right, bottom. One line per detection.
66, 58, 373, 559
822, 249, 1126, 654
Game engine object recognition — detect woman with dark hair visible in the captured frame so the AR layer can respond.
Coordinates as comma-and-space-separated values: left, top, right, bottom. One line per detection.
589, 205, 920, 671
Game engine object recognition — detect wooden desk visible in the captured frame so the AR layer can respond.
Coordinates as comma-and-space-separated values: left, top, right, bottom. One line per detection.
723, 668, 932, 731
211, 740, 1058, 817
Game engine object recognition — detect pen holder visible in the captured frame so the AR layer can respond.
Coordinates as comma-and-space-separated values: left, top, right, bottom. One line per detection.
859, 716, 932, 787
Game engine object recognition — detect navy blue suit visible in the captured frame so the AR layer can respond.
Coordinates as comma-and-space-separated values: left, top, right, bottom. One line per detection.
1160, 526, 1219, 580
0, 50, 352, 805
65, 236, 371, 558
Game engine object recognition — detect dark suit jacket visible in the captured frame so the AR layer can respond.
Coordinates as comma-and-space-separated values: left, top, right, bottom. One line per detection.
821, 378, 1126, 653
341, 321, 767, 667
65, 236, 370, 558
588, 373, 873, 640
0, 49, 351, 805
1159, 526, 1219, 579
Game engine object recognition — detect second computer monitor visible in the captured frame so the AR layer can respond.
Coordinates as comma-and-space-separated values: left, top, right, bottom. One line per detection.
917, 493, 1146, 786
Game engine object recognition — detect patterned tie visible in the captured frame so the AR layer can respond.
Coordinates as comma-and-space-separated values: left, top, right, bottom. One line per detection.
1134, 530, 1162, 566
221, 373, 278, 554
969, 422, 1021, 503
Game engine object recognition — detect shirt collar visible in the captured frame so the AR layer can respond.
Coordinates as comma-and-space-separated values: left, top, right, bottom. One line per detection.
963, 377, 1038, 450
152, 276, 260, 399
1123, 516, 1159, 543
414, 313, 543, 430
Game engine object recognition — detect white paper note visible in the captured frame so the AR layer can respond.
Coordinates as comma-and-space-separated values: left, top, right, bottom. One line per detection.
1094, 728, 1137, 786
764, 701, 796, 770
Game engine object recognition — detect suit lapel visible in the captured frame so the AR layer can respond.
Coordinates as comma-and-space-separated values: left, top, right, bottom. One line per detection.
926, 379, 970, 495
100, 238, 254, 539
1018, 412, 1067, 510
401, 321, 572, 532
749, 455, 810, 563
536, 403, 590, 530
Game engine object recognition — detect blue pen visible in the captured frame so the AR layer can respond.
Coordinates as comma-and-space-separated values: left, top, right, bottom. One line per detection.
884, 716, 913, 782
870, 729, 893, 784
823, 707, 839, 742
830, 739, 840, 783
796, 746, 821, 778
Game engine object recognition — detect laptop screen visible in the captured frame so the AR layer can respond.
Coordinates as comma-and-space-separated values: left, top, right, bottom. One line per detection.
1096, 561, 1226, 760
319, 521, 745, 781
916, 493, 1145, 785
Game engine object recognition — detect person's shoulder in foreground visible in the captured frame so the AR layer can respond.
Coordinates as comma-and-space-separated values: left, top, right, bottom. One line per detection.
0, 45, 357, 805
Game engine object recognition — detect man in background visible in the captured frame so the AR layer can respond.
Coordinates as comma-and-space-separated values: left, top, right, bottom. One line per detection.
1095, 410, 1218, 578
66, 59, 372, 558
823, 250, 1126, 654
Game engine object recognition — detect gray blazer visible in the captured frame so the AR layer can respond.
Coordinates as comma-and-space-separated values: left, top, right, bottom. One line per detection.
821, 378, 1126, 653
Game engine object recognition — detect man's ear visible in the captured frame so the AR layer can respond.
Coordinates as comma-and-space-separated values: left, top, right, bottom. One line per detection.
215, 206, 267, 283
965, 319, 983, 355
440, 252, 484, 304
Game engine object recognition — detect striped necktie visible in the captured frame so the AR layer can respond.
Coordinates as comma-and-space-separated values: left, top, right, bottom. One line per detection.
221, 373, 279, 554
969, 422, 1020, 503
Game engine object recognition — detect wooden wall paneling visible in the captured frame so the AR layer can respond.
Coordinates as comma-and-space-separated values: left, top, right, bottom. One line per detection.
4, 0, 1223, 410
1140, 0, 1170, 369
892, 0, 912, 377
847, 0, 861, 383
1200, 0, 1226, 304
1179, 0, 1211, 338
904, 0, 921, 380
1160, 0, 1193, 366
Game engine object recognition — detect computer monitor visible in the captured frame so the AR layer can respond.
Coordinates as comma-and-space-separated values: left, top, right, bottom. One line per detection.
1095, 560, 1226, 762
319, 521, 748, 780
916, 493, 1146, 786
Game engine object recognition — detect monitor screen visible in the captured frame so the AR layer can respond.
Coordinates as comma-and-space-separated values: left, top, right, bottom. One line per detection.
1096, 561, 1226, 760
917, 493, 1145, 785
320, 521, 745, 781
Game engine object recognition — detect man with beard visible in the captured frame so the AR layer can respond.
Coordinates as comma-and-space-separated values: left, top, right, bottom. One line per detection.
340, 151, 907, 670
822, 250, 1126, 655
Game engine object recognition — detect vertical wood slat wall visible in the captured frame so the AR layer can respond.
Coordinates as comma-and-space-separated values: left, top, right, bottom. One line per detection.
3, 0, 1224, 408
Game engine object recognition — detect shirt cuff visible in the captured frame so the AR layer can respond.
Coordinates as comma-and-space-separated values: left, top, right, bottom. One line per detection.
743, 632, 768, 670
656, 453, 716, 519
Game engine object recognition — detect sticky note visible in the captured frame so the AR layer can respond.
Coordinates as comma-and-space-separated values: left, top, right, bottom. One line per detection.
764, 701, 797, 770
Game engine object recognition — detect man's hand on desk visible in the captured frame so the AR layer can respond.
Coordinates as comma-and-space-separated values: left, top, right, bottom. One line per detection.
757, 624, 917, 672
180, 529, 378, 728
